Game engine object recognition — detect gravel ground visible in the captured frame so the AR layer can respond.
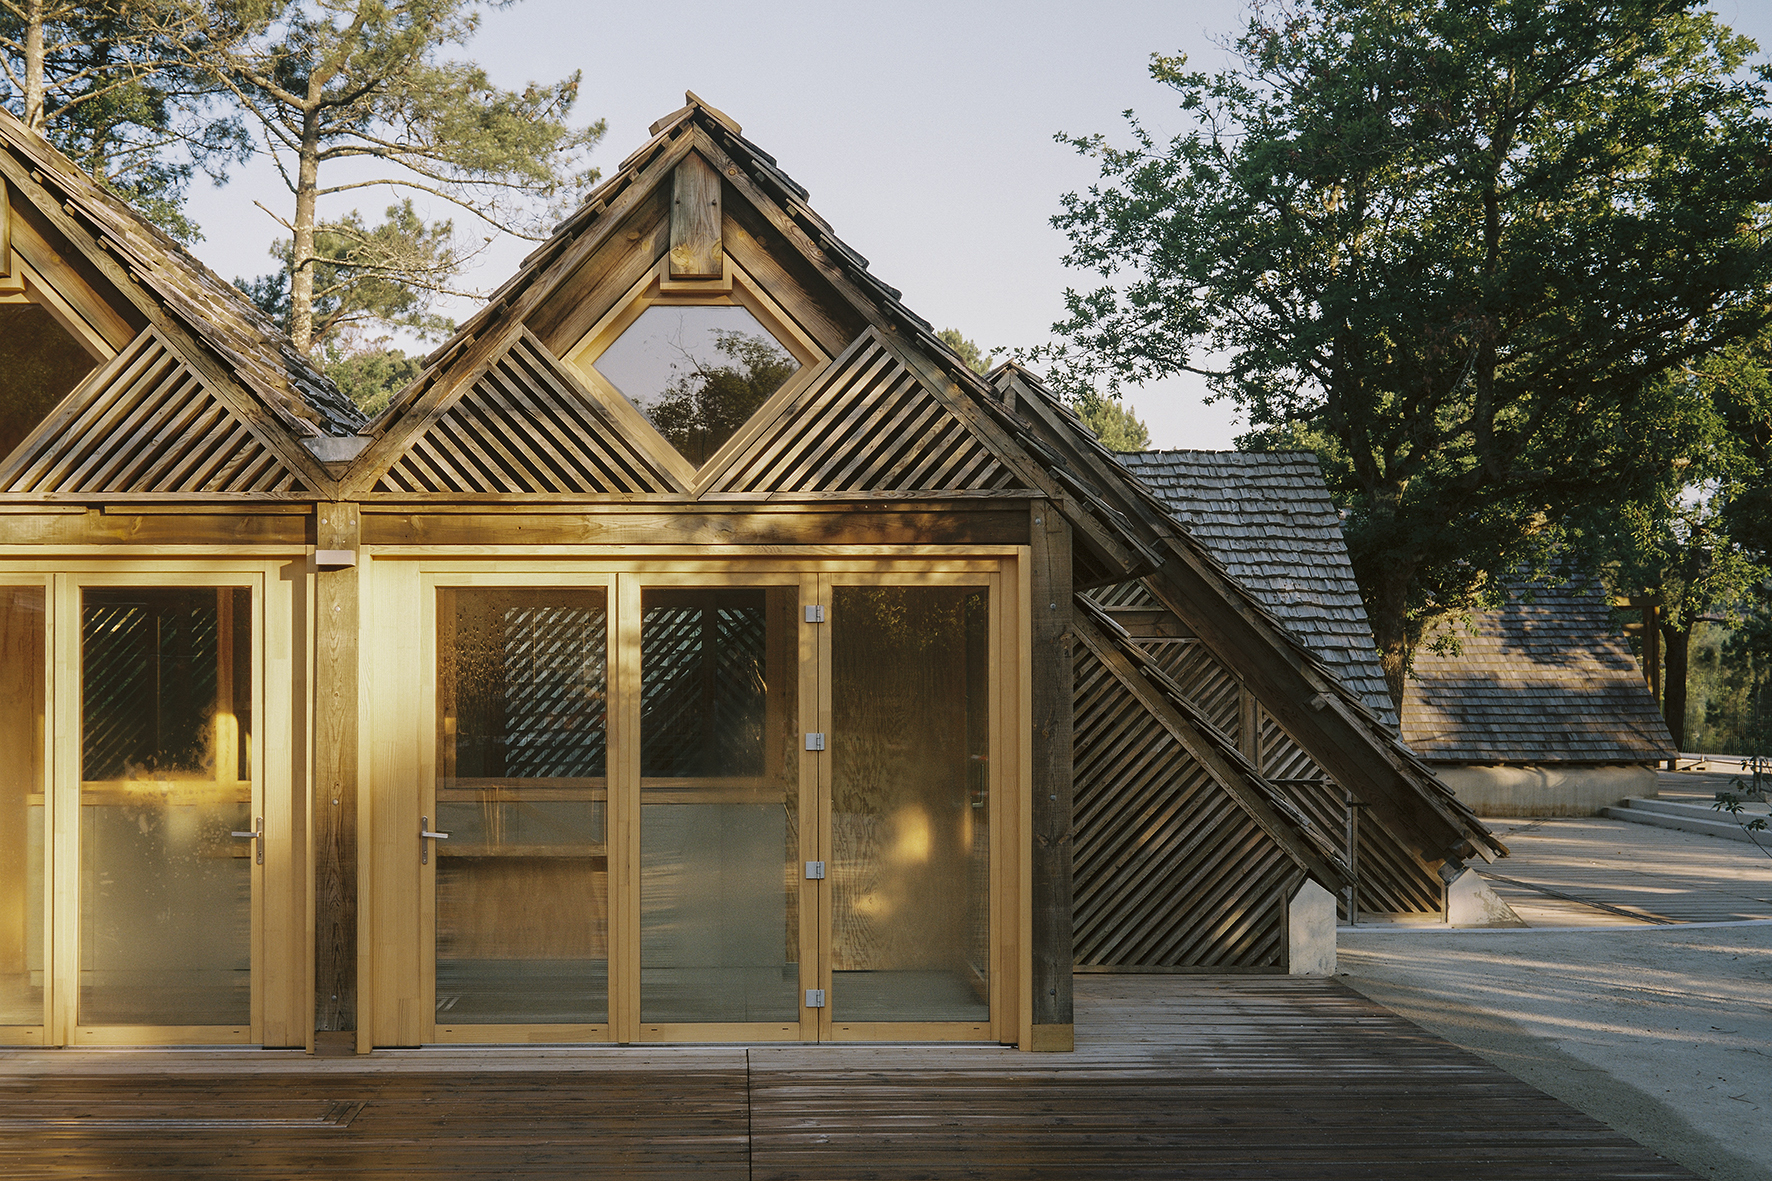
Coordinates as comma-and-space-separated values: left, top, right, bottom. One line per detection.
1340, 799, 1772, 1181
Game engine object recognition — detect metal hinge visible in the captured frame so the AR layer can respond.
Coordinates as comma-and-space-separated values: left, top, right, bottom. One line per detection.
805, 988, 826, 1008
804, 605, 825, 623
804, 860, 825, 880
804, 733, 826, 751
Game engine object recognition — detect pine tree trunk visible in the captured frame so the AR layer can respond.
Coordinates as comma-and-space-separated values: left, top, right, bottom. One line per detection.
1661, 619, 1690, 761
289, 109, 321, 354
23, 0, 45, 131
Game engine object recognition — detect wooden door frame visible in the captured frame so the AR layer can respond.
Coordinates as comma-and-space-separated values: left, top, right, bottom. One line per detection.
359, 551, 1029, 1048
0, 560, 300, 1047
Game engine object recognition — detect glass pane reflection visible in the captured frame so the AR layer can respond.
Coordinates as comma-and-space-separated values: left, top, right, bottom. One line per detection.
79, 587, 251, 1027
0, 588, 45, 1027
640, 587, 800, 1023
591, 305, 800, 466
436, 589, 609, 1025
830, 586, 990, 1023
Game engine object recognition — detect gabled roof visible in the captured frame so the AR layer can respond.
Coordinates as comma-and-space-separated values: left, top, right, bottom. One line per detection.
1118, 450, 1397, 728
0, 107, 362, 441
342, 93, 1502, 872
1402, 576, 1676, 764
990, 364, 1504, 867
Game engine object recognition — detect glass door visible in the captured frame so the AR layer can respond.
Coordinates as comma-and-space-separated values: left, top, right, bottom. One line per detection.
430, 583, 613, 1041
72, 580, 259, 1042
817, 575, 996, 1041
632, 576, 814, 1041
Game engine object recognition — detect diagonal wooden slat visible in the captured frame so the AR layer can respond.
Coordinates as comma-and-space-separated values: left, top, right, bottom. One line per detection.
0, 330, 315, 496
705, 332, 1029, 495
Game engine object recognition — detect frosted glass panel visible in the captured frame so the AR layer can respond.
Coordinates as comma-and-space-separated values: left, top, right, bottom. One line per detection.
436, 589, 608, 1025
0, 588, 45, 1026
830, 586, 990, 1023
640, 587, 800, 1023
79, 587, 251, 1027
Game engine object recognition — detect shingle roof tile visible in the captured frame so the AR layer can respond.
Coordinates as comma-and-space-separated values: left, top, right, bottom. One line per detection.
1118, 450, 1399, 729
1400, 577, 1675, 763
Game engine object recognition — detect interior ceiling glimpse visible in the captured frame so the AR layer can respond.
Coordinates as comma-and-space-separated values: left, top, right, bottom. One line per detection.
0, 303, 98, 464
591, 304, 801, 467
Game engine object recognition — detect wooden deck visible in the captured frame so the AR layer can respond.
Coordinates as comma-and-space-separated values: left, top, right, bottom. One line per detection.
0, 976, 1694, 1179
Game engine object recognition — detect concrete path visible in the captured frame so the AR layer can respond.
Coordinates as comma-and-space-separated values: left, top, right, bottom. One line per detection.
1341, 803, 1772, 1181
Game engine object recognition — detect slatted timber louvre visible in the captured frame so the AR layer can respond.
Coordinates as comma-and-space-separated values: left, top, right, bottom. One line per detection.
1258, 711, 1444, 917
0, 331, 313, 495
1073, 576, 1445, 951
1073, 642, 1287, 970
704, 332, 1028, 495
375, 333, 683, 495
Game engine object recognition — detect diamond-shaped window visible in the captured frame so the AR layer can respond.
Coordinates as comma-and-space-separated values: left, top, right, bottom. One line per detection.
590, 304, 803, 467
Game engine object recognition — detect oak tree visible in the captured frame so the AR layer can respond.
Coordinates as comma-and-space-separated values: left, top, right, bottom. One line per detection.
1045, 0, 1772, 705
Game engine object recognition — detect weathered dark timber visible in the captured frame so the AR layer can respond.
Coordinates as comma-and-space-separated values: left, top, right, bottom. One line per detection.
1028, 501, 1074, 1038
669, 153, 722, 278
314, 504, 359, 1034
0, 978, 1696, 1180
0, 508, 312, 547
358, 506, 1032, 547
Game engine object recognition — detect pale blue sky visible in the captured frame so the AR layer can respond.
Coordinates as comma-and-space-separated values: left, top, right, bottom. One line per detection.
182, 0, 1772, 449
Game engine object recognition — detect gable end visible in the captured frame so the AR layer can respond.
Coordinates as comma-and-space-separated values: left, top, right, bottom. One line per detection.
0, 330, 316, 496
701, 329, 1032, 495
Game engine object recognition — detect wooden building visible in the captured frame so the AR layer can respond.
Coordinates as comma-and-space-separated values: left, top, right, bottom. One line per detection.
0, 95, 1500, 1053
1402, 576, 1675, 816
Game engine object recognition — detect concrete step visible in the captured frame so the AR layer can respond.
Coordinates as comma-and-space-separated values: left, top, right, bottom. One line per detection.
1622, 796, 1768, 821
1601, 798, 1770, 845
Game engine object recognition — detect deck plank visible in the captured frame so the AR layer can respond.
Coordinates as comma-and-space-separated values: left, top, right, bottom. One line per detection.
0, 977, 1696, 1179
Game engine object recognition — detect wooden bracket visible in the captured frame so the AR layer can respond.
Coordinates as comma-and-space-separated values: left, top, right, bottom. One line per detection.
0, 178, 19, 294
669, 153, 722, 278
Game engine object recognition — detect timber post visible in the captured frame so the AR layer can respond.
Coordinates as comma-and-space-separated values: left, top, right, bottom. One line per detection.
1028, 499, 1075, 1050
313, 502, 360, 1044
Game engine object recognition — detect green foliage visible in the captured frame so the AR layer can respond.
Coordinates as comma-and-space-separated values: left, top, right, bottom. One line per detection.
1076, 392, 1150, 451
1043, 0, 1772, 704
649, 330, 797, 466
237, 199, 459, 351
937, 328, 994, 375
185, 1, 605, 351
322, 342, 422, 417
0, 2, 249, 242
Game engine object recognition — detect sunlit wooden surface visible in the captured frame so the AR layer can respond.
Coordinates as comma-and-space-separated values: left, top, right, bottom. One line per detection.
0, 976, 1694, 1179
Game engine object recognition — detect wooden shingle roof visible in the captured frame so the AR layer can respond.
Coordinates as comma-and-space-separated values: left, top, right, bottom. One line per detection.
0, 107, 363, 440
1401, 577, 1675, 764
1118, 450, 1398, 729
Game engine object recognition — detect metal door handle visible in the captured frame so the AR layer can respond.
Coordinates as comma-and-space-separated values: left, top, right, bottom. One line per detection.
231, 818, 263, 865
420, 816, 450, 864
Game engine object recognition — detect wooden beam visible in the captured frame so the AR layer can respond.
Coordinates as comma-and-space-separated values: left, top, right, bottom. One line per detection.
7, 208, 134, 350
359, 507, 1031, 548
0, 177, 15, 291
1071, 605, 1351, 893
314, 503, 360, 1036
1028, 501, 1074, 1048
669, 153, 722, 278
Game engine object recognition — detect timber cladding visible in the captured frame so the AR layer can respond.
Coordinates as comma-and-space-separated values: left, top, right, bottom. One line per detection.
0, 92, 1509, 1049
1072, 640, 1289, 970
0, 331, 317, 497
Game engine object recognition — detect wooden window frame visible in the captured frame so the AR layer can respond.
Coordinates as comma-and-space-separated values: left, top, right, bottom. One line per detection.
361, 552, 1029, 1048
560, 256, 832, 489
